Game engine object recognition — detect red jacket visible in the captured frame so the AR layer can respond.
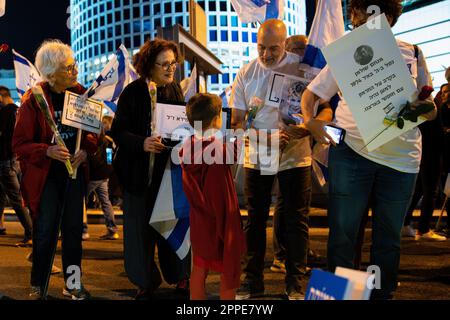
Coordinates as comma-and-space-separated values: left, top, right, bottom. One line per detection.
12, 82, 97, 218
180, 135, 246, 290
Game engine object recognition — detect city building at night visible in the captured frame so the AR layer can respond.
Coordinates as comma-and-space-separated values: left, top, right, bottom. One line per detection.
70, 0, 307, 93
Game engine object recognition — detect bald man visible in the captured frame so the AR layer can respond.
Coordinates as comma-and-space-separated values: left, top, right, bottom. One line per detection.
285, 35, 308, 58
230, 19, 332, 300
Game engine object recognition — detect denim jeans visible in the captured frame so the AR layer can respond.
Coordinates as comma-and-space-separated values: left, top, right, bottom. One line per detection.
328, 142, 417, 299
86, 179, 117, 233
0, 159, 32, 239
31, 174, 84, 288
243, 167, 311, 289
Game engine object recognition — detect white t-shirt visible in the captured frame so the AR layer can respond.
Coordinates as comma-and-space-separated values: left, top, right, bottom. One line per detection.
230, 52, 312, 172
308, 40, 433, 174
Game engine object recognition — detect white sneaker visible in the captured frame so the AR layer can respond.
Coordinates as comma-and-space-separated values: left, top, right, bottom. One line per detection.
415, 230, 447, 242
401, 225, 416, 238
82, 232, 90, 241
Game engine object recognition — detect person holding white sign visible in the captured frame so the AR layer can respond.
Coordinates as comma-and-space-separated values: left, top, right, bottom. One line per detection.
12, 40, 98, 300
300, 0, 437, 299
111, 39, 190, 300
230, 19, 333, 300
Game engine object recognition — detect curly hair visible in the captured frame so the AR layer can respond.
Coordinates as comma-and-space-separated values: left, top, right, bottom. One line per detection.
133, 38, 183, 80
349, 0, 403, 26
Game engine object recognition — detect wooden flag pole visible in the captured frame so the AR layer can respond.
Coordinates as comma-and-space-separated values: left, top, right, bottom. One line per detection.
71, 129, 82, 179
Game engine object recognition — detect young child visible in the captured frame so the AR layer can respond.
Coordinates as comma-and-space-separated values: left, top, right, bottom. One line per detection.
180, 93, 246, 300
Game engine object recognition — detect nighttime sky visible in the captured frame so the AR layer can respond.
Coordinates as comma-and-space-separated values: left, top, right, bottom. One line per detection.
0, 0, 70, 69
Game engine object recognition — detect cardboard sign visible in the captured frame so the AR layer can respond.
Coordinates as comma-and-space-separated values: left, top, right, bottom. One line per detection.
62, 91, 103, 134
154, 103, 193, 141
322, 14, 420, 151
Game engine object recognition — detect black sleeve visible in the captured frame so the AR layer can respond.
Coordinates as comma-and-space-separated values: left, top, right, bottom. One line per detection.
110, 84, 147, 154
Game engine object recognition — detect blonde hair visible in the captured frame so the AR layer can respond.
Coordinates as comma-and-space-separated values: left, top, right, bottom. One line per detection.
35, 39, 74, 86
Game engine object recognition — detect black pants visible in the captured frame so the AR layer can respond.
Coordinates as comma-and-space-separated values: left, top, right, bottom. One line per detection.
0, 160, 33, 239
404, 154, 442, 234
123, 191, 190, 291
31, 175, 84, 288
243, 167, 311, 289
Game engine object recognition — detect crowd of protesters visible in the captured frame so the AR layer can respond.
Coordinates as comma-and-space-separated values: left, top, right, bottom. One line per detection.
0, 0, 449, 302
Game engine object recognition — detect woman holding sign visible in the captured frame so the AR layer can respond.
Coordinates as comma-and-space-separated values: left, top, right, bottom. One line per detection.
111, 39, 190, 300
297, 0, 437, 299
13, 40, 97, 300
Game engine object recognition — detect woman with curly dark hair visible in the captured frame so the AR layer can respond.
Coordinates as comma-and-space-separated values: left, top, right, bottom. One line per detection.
110, 38, 190, 300
300, 0, 437, 299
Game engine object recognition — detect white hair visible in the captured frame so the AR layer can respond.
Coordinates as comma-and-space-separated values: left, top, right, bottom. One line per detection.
35, 40, 74, 86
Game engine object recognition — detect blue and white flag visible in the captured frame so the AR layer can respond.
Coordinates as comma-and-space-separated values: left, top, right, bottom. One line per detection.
149, 159, 191, 260
230, 0, 284, 24
300, 0, 345, 77
300, 0, 345, 188
220, 85, 233, 108
180, 64, 198, 103
12, 49, 42, 98
85, 44, 138, 114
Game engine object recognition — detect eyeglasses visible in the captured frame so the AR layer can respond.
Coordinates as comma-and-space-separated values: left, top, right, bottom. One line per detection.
61, 61, 78, 75
155, 61, 178, 71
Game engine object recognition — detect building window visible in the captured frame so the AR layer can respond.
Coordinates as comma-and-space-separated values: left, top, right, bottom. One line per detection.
252, 32, 257, 43
220, 1, 227, 11
209, 15, 217, 26
176, 16, 184, 26
164, 2, 172, 14
222, 73, 230, 84
221, 30, 228, 41
165, 17, 172, 27
231, 31, 238, 42
209, 30, 218, 41
154, 3, 161, 15
211, 74, 219, 84
242, 32, 248, 42
175, 1, 183, 12
154, 18, 161, 29
208, 0, 216, 11
220, 16, 227, 26
231, 16, 238, 27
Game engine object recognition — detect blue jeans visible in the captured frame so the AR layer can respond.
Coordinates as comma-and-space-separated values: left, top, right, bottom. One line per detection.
328, 143, 417, 299
86, 179, 117, 233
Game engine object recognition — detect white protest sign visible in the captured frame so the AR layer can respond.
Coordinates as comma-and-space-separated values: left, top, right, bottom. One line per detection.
62, 91, 103, 134
322, 14, 420, 151
266, 72, 314, 125
154, 103, 193, 141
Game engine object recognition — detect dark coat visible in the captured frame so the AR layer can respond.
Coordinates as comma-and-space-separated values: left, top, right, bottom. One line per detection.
110, 79, 184, 196
12, 82, 98, 218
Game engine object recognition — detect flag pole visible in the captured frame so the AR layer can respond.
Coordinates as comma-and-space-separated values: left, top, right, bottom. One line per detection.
71, 129, 82, 179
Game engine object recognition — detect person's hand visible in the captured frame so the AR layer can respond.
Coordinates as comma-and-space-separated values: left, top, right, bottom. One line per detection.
287, 123, 311, 140
71, 150, 87, 170
46, 145, 70, 163
305, 119, 336, 146
143, 136, 165, 153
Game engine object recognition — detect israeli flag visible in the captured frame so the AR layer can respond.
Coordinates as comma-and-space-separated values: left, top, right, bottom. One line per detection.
149, 159, 191, 260
180, 64, 197, 103
12, 49, 42, 98
230, 0, 284, 24
85, 44, 138, 114
300, 0, 345, 77
300, 0, 345, 188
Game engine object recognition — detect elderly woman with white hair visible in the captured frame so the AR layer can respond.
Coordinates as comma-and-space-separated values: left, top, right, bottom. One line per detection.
13, 40, 97, 300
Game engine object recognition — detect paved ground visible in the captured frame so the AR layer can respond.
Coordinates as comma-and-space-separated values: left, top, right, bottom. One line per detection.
0, 219, 449, 300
